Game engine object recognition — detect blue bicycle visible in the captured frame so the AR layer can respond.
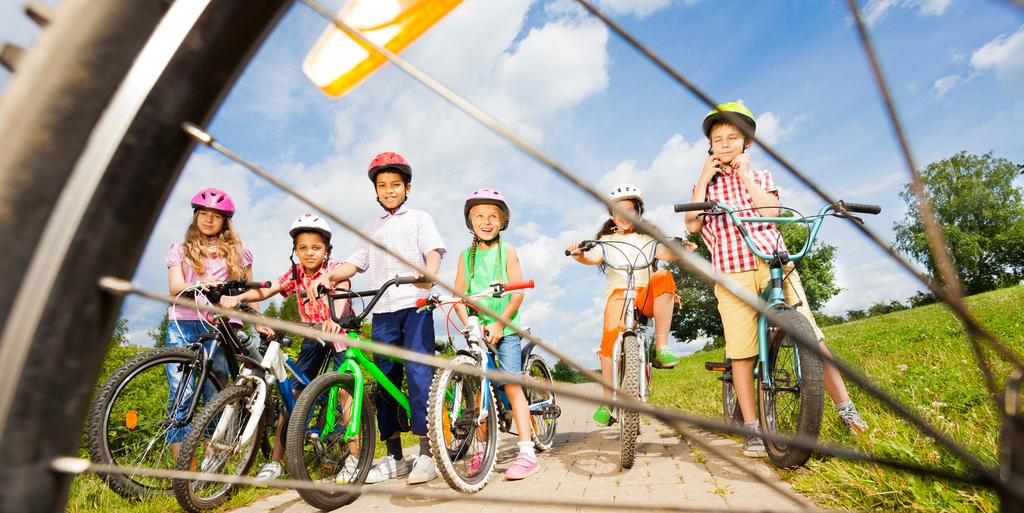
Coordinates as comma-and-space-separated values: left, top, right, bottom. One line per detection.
674, 199, 879, 468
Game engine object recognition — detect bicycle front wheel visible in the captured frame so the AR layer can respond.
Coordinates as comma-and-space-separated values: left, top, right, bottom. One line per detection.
285, 372, 373, 511
618, 335, 642, 469
171, 385, 261, 513
428, 354, 498, 493
86, 347, 223, 498
758, 306, 824, 469
525, 354, 557, 451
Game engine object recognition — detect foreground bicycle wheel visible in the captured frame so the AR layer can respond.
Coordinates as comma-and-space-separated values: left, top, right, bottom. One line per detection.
86, 347, 223, 498
171, 385, 261, 513
525, 354, 557, 451
0, 1, 290, 510
428, 354, 499, 493
285, 372, 373, 510
758, 306, 824, 469
618, 335, 642, 469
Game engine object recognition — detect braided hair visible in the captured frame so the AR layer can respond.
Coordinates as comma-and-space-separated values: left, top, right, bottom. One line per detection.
467, 233, 502, 283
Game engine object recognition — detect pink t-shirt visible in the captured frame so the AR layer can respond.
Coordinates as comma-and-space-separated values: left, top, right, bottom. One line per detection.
166, 242, 254, 321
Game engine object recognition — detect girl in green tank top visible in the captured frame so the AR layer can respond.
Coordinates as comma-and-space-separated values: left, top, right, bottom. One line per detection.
453, 188, 539, 481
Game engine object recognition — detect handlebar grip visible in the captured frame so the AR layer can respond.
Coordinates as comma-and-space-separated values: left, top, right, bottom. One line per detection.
838, 201, 881, 215
504, 279, 535, 291
395, 275, 430, 285
298, 284, 329, 299
245, 281, 271, 289
673, 202, 714, 213
563, 249, 571, 256
416, 298, 428, 308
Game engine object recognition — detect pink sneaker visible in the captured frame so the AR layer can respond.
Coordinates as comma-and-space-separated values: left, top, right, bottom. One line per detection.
503, 453, 539, 481
465, 451, 485, 475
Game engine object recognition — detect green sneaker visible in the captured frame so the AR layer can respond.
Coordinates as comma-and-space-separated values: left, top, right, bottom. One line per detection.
592, 405, 613, 426
654, 347, 680, 369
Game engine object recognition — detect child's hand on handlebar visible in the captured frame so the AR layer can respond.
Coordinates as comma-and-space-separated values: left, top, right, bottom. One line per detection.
485, 322, 503, 345
413, 274, 433, 290
321, 318, 342, 335
219, 295, 241, 309
255, 325, 275, 338
309, 274, 333, 297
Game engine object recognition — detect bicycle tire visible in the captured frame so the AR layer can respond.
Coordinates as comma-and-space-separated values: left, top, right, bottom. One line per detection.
721, 378, 744, 426
619, 335, 641, 469
758, 306, 824, 469
171, 385, 261, 513
525, 354, 557, 451
285, 371, 373, 510
85, 346, 223, 498
428, 354, 499, 493
0, 1, 289, 510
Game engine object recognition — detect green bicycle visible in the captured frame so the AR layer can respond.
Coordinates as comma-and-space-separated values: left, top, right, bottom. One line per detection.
675, 200, 880, 468
283, 275, 428, 510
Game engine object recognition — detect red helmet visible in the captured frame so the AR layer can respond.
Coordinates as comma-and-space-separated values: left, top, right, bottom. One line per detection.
367, 152, 412, 183
190, 187, 235, 218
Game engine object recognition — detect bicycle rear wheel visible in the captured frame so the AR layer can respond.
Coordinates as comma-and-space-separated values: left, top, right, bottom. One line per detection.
758, 306, 824, 469
428, 354, 499, 493
0, 1, 289, 510
86, 346, 223, 498
721, 375, 744, 426
285, 372, 373, 510
524, 354, 557, 451
172, 385, 261, 513
619, 335, 641, 469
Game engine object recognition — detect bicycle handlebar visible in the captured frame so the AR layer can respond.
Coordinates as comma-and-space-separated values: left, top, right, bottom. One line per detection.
416, 279, 536, 310
673, 201, 715, 213
835, 201, 881, 215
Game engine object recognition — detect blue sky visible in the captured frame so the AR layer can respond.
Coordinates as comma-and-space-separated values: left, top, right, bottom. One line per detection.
3, 0, 1023, 367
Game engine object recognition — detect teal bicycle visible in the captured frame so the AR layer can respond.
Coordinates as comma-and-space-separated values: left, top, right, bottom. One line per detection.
674, 200, 880, 468
283, 275, 428, 510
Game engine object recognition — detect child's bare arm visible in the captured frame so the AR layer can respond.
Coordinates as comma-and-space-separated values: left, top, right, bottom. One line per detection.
655, 240, 697, 261
453, 252, 470, 326
415, 249, 442, 289
566, 241, 602, 266
219, 281, 283, 309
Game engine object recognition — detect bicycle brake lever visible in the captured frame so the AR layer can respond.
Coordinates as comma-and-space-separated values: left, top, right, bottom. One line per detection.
833, 211, 865, 225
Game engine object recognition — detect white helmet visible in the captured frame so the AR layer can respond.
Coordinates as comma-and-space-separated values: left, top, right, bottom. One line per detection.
609, 183, 643, 202
289, 213, 332, 242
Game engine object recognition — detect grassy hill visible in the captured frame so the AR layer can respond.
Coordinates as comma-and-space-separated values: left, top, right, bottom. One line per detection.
650, 284, 1024, 512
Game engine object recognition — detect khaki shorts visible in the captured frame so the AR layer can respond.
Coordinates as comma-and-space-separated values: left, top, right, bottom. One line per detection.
714, 260, 824, 359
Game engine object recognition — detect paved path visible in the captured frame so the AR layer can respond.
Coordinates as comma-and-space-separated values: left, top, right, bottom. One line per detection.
231, 384, 812, 513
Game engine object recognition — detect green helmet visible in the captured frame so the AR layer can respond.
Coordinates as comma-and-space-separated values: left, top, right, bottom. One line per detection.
702, 101, 756, 138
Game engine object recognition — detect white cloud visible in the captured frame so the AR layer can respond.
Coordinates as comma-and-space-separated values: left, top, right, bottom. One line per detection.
932, 73, 962, 97
863, 0, 953, 27
755, 111, 800, 146
971, 25, 1024, 89
546, 0, 689, 19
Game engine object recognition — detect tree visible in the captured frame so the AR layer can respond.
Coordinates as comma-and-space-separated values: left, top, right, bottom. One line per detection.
552, 360, 588, 383
147, 312, 169, 348
669, 212, 841, 347
893, 151, 1024, 295
110, 318, 130, 346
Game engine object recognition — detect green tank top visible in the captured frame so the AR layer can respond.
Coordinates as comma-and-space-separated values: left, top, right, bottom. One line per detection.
463, 241, 521, 337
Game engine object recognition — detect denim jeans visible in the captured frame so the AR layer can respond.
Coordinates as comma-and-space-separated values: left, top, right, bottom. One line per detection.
164, 320, 229, 443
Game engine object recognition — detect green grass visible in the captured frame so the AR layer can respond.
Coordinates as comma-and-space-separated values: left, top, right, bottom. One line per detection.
651, 284, 1024, 512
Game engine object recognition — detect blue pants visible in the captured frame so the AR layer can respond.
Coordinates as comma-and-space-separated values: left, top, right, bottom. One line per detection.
289, 338, 345, 391
488, 333, 523, 386
164, 320, 229, 443
371, 308, 434, 438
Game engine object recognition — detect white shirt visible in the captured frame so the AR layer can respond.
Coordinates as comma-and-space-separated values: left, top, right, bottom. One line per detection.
590, 231, 659, 297
345, 205, 446, 313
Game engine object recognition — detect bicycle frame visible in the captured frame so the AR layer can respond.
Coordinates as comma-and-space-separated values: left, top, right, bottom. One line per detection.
710, 203, 837, 389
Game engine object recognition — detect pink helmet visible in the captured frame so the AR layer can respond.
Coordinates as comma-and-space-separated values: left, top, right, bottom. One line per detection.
190, 187, 235, 218
463, 188, 510, 230
367, 152, 412, 183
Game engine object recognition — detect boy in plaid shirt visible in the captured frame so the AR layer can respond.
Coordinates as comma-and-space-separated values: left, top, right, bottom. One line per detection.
683, 102, 867, 457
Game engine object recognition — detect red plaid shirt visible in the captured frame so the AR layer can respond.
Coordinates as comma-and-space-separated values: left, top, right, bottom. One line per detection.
277, 259, 353, 324
698, 168, 785, 273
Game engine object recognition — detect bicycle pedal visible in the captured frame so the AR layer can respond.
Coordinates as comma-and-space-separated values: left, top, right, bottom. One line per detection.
704, 361, 731, 372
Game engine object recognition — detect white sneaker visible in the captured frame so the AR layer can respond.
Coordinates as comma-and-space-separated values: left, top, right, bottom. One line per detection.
364, 455, 412, 484
407, 454, 438, 484
334, 456, 359, 484
254, 461, 283, 482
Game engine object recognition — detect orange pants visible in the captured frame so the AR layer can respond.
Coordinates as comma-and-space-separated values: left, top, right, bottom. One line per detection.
600, 269, 677, 357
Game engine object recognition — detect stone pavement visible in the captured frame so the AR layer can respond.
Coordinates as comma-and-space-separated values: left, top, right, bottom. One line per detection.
230, 383, 813, 513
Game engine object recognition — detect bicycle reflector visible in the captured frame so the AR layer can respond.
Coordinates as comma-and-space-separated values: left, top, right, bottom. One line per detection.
125, 410, 138, 430
303, 0, 464, 97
